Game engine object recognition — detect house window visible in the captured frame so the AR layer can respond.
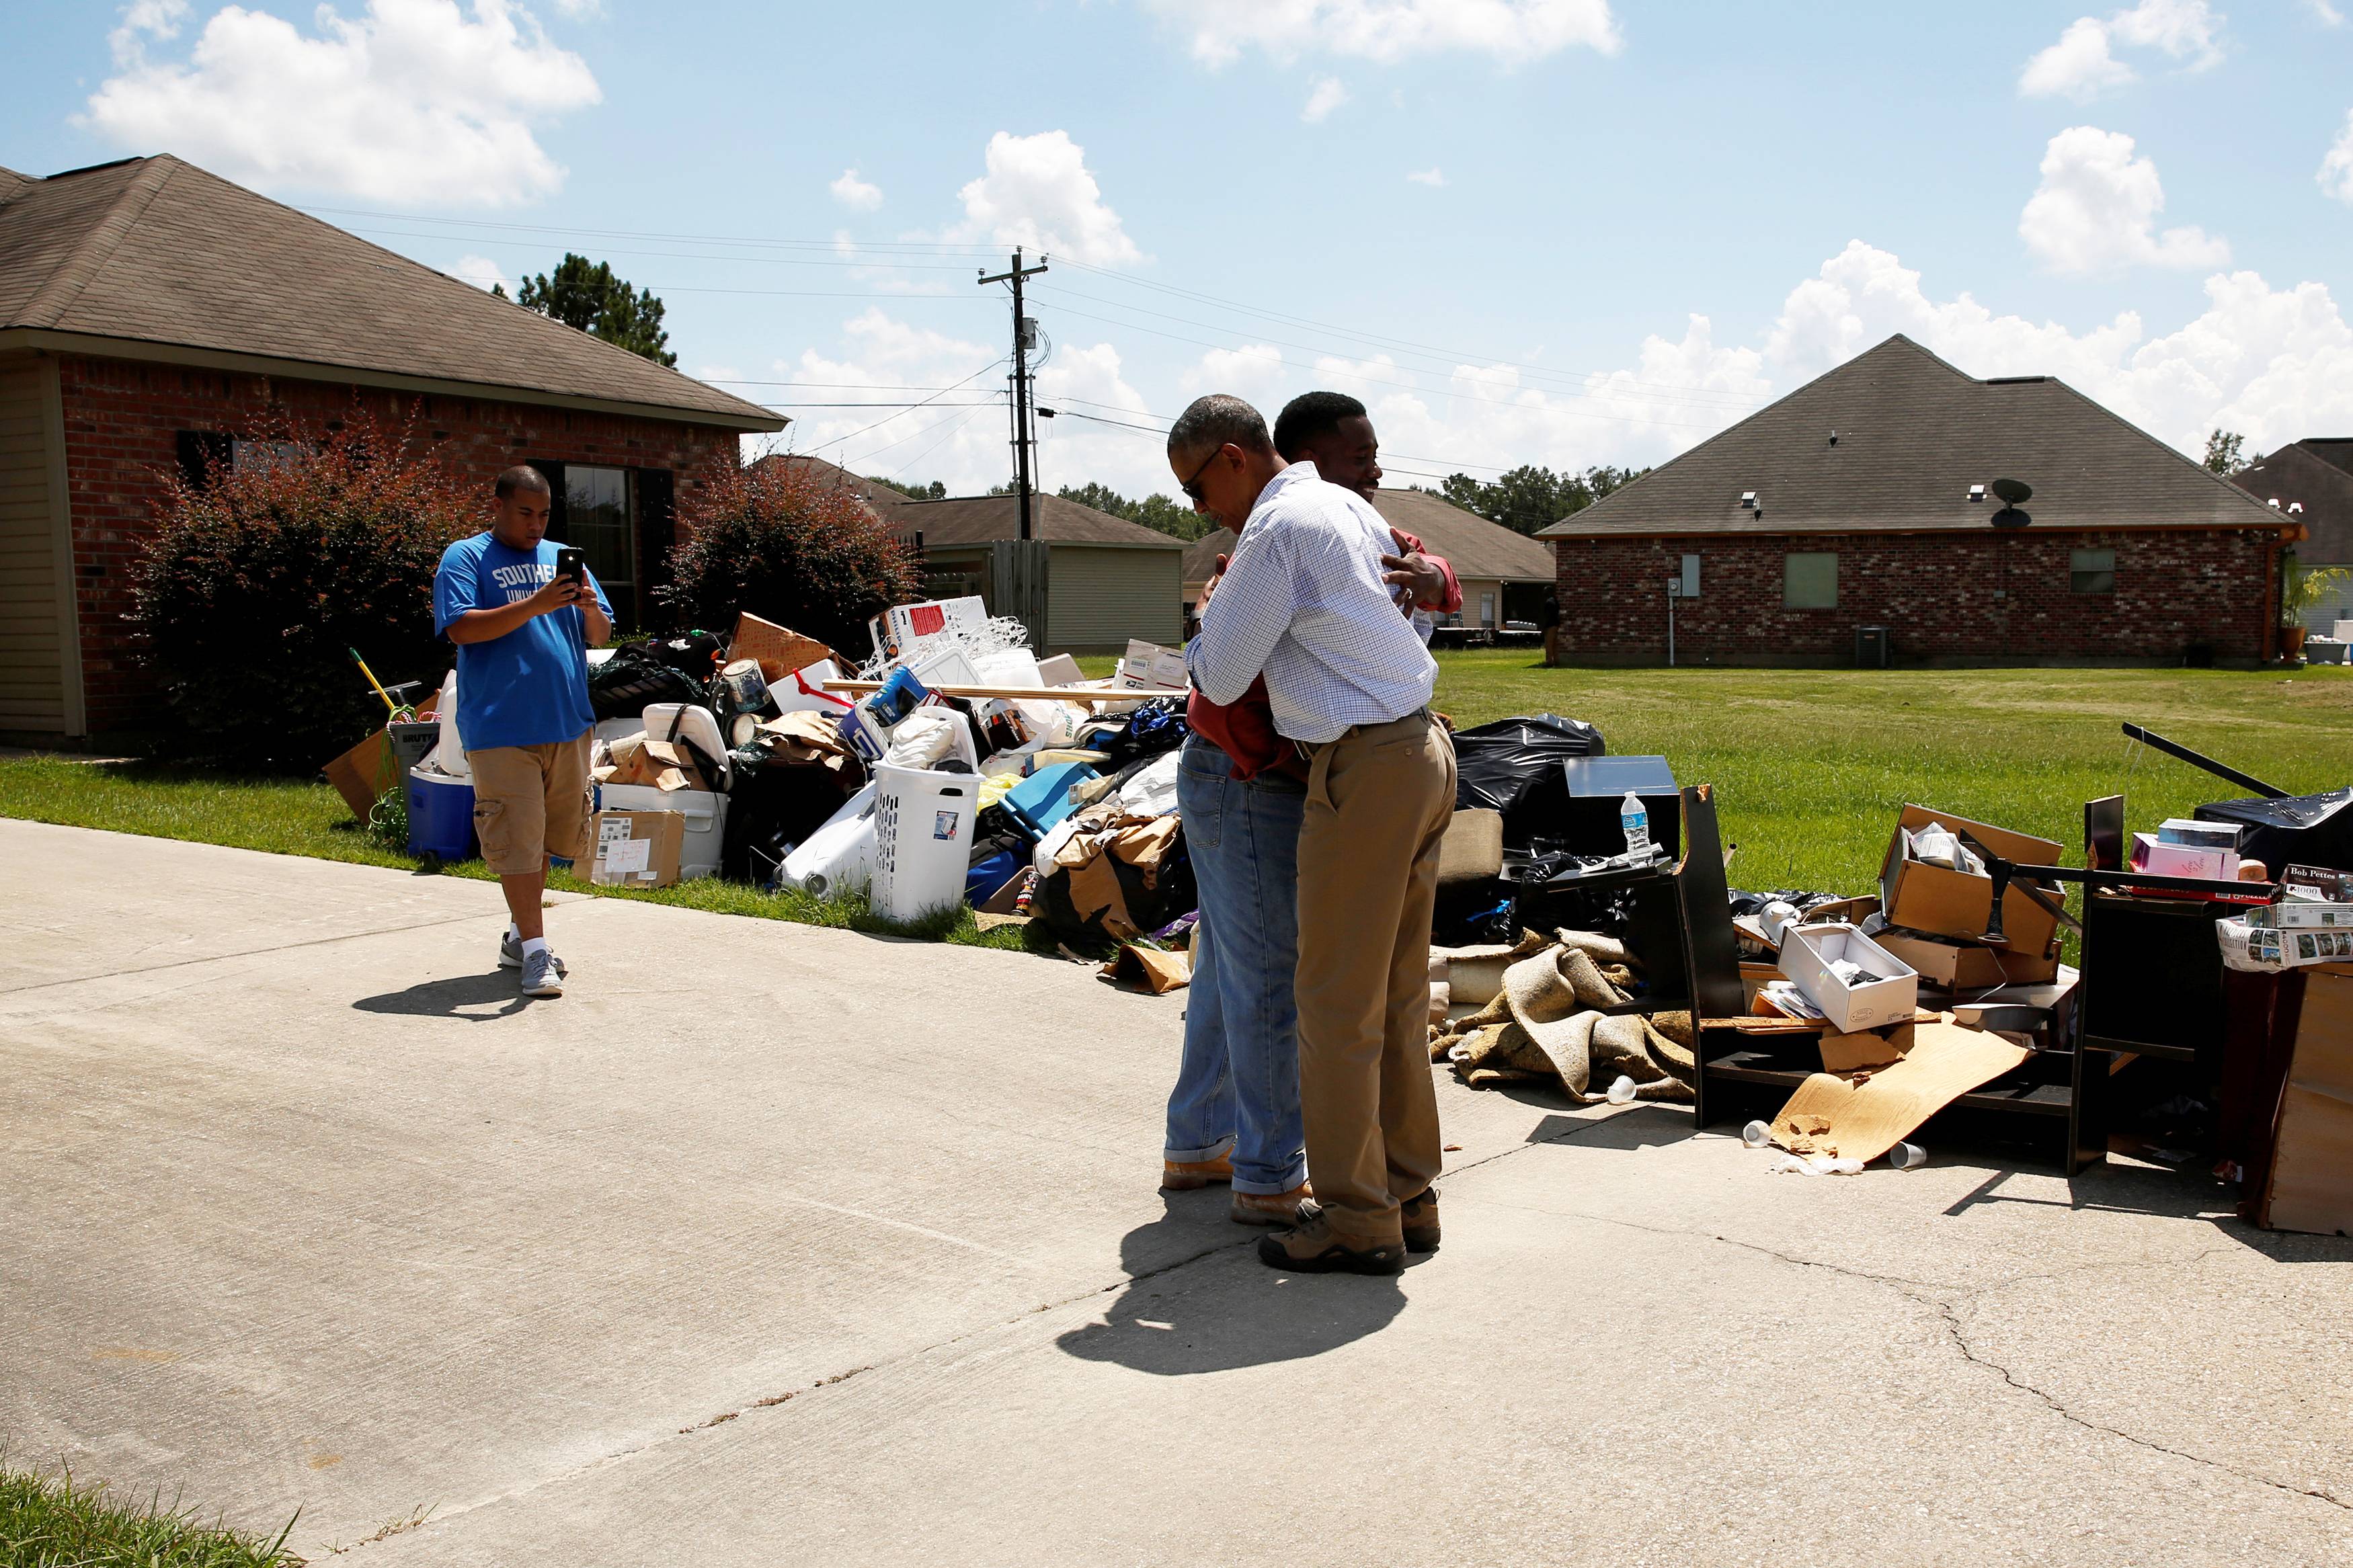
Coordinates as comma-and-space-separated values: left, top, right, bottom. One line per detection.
563, 465, 635, 628
1784, 552, 1839, 609
1479, 591, 1496, 626
2071, 547, 2116, 595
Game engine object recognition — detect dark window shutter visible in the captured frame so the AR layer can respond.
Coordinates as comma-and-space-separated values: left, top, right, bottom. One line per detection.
634, 466, 676, 630
176, 431, 233, 489
529, 459, 568, 534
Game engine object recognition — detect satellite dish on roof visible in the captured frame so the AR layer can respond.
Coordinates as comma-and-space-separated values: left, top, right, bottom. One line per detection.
1991, 477, 2032, 505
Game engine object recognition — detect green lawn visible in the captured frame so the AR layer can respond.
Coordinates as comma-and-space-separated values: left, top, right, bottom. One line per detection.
0, 1464, 298, 1567
1434, 653, 2353, 895
1, 659, 2346, 937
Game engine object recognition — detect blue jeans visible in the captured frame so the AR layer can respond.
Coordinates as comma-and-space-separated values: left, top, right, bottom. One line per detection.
1164, 736, 1309, 1196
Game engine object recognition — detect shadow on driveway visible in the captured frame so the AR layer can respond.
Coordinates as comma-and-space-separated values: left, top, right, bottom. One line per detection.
1055, 1198, 1408, 1376
353, 970, 532, 1020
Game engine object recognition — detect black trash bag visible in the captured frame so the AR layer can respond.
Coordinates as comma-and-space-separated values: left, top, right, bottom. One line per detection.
1075, 698, 1189, 768
2195, 788, 2353, 876
1033, 831, 1196, 944
1451, 714, 1607, 849
1433, 879, 1517, 947
641, 631, 725, 679
720, 754, 860, 882
590, 646, 704, 722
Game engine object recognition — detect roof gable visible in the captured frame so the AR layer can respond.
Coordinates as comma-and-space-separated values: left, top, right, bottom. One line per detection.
1537, 334, 2283, 539
0, 155, 779, 429
886, 491, 1183, 549
2237, 442, 2353, 562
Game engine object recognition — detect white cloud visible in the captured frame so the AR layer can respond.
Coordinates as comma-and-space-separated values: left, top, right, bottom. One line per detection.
450, 252, 510, 292
1181, 343, 1287, 397
1301, 75, 1349, 122
949, 130, 1142, 266
2019, 126, 2227, 274
830, 167, 883, 210
2321, 110, 2353, 202
82, 0, 599, 206
2020, 0, 2222, 100
1142, 0, 1620, 67
1406, 167, 1446, 186
2311, 0, 2346, 23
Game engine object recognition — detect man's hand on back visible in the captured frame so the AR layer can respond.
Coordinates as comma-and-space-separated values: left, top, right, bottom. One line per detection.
1381, 551, 1446, 611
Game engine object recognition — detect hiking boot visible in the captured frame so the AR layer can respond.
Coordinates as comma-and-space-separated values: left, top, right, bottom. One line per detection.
1400, 1188, 1440, 1254
1231, 1183, 1312, 1227
1161, 1151, 1234, 1191
519, 947, 567, 998
499, 929, 524, 969
1255, 1208, 1403, 1276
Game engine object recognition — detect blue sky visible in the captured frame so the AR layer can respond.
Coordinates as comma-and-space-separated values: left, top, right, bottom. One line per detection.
8, 0, 2353, 497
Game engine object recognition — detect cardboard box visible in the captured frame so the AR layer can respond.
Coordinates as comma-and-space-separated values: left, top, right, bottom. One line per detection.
1780, 921, 1921, 1032
2157, 818, 2240, 851
1878, 804, 2063, 956
319, 695, 438, 819
2254, 964, 2353, 1236
2249, 901, 2353, 930
1867, 923, 2061, 988
727, 612, 834, 678
2131, 832, 2239, 882
587, 810, 684, 888
1118, 638, 1189, 690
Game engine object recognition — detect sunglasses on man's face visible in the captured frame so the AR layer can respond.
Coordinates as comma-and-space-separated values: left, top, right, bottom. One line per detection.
1180, 444, 1226, 505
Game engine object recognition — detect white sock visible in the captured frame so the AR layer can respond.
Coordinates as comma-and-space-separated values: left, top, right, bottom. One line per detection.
507, 921, 521, 942
521, 936, 549, 958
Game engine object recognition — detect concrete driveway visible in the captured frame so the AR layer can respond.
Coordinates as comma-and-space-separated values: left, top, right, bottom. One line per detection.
3, 817, 2350, 1566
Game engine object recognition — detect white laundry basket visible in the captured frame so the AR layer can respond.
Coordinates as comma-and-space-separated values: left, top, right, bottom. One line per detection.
870, 764, 978, 922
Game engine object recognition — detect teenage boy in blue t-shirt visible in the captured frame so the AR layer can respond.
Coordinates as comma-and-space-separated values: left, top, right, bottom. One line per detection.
432, 465, 612, 998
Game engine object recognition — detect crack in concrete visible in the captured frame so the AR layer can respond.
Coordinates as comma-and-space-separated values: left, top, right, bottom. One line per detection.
0, 911, 503, 997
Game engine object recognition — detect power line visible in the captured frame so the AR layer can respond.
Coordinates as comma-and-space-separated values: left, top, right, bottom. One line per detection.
806, 358, 1007, 454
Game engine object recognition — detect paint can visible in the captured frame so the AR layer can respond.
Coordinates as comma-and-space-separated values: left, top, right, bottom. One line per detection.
717, 657, 776, 718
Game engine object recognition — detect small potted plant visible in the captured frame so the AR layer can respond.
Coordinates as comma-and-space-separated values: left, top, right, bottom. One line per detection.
2282, 554, 2351, 660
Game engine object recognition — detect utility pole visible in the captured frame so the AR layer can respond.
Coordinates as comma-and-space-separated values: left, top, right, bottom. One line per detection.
978, 248, 1048, 540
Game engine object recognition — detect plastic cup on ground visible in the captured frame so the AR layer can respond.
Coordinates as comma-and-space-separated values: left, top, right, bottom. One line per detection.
1606, 1075, 1637, 1104
1741, 1120, 1773, 1149
1887, 1141, 1927, 1170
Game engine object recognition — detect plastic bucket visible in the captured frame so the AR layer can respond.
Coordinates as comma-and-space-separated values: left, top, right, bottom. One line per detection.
406, 766, 477, 860
871, 764, 977, 922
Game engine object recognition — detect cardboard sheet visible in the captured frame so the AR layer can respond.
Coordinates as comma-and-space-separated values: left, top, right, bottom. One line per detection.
730, 612, 834, 677
1103, 943, 1190, 995
2258, 966, 2353, 1235
1773, 1019, 2030, 1163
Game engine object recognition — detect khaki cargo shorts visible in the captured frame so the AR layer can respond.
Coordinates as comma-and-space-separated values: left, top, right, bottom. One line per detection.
466, 731, 593, 876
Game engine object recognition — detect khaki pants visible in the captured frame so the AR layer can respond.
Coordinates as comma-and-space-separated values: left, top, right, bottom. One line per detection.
467, 731, 592, 876
1294, 712, 1456, 1245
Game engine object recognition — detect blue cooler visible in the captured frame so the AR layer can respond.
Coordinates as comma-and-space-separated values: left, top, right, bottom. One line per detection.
407, 766, 478, 861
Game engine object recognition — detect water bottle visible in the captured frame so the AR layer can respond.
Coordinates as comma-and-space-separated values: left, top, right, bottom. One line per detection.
1620, 791, 1652, 859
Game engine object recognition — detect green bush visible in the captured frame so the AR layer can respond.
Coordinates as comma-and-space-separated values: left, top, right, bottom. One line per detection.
657, 458, 921, 657
129, 409, 479, 771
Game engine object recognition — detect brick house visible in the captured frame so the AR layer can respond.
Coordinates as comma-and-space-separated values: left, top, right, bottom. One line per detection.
0, 154, 781, 742
1536, 335, 2294, 667
2233, 440, 2353, 634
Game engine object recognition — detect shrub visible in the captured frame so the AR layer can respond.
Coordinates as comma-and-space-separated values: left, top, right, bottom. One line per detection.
657, 459, 921, 657
130, 408, 480, 770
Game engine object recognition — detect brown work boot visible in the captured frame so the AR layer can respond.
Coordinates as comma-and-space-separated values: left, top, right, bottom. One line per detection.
1400, 1188, 1440, 1254
1254, 1207, 1404, 1276
1230, 1182, 1312, 1227
1161, 1151, 1233, 1191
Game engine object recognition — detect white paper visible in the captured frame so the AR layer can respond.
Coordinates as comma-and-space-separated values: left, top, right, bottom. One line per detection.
601, 838, 651, 874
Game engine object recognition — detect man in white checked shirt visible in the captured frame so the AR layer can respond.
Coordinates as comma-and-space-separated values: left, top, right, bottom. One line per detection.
1174, 394, 1458, 1278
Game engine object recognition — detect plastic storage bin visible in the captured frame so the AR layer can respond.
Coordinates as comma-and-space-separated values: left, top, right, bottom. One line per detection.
406, 766, 477, 861
595, 702, 731, 879
1001, 760, 1097, 838
871, 763, 978, 922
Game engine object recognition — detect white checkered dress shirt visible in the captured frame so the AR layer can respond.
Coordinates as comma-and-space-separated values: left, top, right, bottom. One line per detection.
1188, 463, 1440, 745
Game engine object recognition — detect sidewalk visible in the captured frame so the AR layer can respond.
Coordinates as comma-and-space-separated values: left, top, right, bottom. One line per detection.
3, 818, 2348, 1566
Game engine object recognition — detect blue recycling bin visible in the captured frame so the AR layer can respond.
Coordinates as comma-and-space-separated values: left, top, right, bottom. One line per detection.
406, 766, 478, 862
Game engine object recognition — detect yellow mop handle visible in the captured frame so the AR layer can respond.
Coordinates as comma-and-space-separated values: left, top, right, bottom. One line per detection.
350, 647, 398, 718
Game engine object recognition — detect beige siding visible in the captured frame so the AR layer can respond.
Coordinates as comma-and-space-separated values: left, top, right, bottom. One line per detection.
1046, 546, 1182, 654
0, 356, 71, 733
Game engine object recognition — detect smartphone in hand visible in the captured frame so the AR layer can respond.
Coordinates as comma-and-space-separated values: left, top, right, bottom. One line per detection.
553, 547, 585, 593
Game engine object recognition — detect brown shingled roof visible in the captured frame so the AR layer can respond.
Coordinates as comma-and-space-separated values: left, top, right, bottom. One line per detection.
1536, 334, 2284, 540
884, 491, 1183, 550
0, 155, 781, 430
1177, 484, 1553, 584
2236, 441, 2353, 563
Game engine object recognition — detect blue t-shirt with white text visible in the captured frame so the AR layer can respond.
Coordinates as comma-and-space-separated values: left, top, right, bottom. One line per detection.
432, 533, 610, 752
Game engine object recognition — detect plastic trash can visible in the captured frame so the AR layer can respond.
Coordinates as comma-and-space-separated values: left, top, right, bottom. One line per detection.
871, 764, 977, 922
406, 766, 477, 861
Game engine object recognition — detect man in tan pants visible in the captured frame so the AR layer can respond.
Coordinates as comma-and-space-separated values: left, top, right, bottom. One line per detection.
1174, 394, 1455, 1276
